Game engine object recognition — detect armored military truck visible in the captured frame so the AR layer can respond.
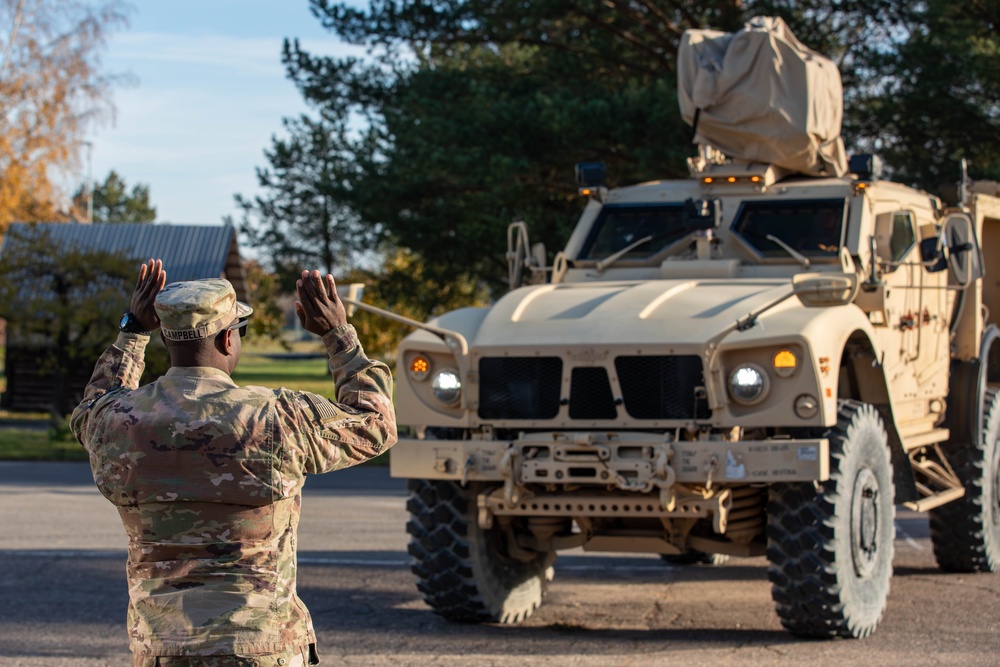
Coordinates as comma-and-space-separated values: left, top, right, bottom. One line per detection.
362, 18, 1000, 638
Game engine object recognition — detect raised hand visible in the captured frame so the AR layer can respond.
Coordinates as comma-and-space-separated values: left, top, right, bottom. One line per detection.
294, 269, 347, 336
131, 259, 167, 331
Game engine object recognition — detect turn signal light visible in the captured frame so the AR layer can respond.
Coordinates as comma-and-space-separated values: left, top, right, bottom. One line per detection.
773, 349, 797, 378
408, 354, 431, 381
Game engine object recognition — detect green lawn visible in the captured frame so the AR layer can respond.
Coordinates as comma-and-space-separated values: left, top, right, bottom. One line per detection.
0, 427, 88, 461
232, 352, 337, 398
0, 345, 391, 461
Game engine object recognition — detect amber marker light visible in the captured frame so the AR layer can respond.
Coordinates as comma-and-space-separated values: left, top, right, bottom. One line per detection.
703, 177, 714, 184
750, 176, 761, 183
773, 349, 798, 378
727, 176, 737, 183
408, 354, 431, 381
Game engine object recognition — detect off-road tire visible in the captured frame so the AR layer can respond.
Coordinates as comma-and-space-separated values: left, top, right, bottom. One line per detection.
406, 479, 552, 623
766, 400, 895, 638
930, 388, 1000, 572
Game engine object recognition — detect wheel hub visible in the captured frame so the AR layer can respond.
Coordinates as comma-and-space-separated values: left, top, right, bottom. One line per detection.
851, 468, 880, 577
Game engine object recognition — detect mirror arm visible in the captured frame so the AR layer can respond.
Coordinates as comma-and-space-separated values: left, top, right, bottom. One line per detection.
340, 298, 470, 358
862, 234, 883, 292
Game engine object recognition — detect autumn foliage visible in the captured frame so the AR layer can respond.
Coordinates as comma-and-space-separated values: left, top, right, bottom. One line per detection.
0, 0, 128, 232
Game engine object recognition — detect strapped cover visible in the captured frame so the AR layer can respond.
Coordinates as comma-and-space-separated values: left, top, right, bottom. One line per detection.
678, 16, 847, 177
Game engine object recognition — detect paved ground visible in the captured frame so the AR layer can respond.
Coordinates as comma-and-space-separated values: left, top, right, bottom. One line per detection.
1, 461, 999, 666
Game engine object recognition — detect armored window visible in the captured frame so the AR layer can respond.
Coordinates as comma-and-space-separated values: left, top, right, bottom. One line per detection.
890, 212, 916, 261
873, 211, 917, 270
579, 204, 688, 262
731, 199, 846, 261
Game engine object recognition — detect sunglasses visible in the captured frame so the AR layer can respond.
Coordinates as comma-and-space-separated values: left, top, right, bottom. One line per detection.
218, 317, 249, 339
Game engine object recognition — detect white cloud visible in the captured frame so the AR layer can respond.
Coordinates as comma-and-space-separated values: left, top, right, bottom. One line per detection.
84, 31, 367, 225
109, 32, 364, 77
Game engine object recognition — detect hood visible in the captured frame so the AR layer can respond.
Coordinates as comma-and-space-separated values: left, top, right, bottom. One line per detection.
470, 279, 794, 349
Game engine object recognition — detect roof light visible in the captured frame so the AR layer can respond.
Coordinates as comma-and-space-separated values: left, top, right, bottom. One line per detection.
727, 176, 737, 183
575, 161, 606, 187
703, 177, 714, 184
750, 176, 761, 183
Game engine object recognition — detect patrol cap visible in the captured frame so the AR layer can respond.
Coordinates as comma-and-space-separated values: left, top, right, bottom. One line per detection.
154, 278, 253, 342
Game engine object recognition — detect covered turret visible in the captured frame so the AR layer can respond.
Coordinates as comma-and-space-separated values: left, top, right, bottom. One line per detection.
678, 16, 847, 177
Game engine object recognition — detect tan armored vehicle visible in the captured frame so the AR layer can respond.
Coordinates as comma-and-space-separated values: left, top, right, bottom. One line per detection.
366, 18, 1000, 638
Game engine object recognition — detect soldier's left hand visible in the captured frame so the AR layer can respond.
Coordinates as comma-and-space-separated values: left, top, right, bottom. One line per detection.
131, 259, 167, 331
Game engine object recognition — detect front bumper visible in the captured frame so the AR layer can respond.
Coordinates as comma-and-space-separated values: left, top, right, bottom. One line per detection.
390, 431, 829, 487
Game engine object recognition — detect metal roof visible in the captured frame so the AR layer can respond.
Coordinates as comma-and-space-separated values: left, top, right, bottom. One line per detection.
0, 223, 247, 300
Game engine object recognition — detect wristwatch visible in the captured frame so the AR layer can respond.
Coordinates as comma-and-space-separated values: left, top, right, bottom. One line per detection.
119, 311, 150, 335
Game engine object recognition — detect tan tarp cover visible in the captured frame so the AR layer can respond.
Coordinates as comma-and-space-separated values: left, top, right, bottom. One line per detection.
678, 16, 848, 177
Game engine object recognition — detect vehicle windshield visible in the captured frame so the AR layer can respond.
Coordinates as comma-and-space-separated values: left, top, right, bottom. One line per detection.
731, 198, 846, 260
579, 204, 689, 261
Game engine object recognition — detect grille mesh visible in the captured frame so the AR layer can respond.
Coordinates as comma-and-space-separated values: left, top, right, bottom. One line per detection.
569, 367, 617, 419
478, 357, 562, 420
615, 355, 709, 419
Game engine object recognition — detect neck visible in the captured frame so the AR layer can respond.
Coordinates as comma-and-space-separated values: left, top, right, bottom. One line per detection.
166, 342, 233, 375
170, 354, 232, 374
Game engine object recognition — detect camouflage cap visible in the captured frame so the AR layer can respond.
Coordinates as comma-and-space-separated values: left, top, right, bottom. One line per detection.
154, 279, 253, 342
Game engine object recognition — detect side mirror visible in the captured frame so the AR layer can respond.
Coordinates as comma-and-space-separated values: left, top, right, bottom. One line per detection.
939, 213, 984, 288
919, 237, 947, 273
507, 221, 549, 289
792, 272, 859, 308
335, 283, 365, 317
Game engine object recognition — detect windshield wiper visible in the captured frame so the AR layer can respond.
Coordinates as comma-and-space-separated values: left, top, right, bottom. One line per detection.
765, 234, 811, 270
594, 235, 654, 273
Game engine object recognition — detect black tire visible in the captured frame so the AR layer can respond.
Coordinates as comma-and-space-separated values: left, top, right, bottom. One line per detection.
930, 387, 1000, 572
406, 479, 552, 623
766, 400, 895, 638
660, 551, 730, 566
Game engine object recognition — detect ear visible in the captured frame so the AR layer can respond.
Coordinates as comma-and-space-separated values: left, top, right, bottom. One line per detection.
216, 328, 234, 356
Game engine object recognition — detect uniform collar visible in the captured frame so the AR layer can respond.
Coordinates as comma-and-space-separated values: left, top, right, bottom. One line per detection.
164, 366, 238, 385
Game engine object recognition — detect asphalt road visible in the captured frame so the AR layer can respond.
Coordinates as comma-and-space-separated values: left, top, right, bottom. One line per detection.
2, 461, 999, 666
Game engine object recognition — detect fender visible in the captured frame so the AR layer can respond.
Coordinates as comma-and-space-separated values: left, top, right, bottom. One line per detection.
752, 302, 918, 503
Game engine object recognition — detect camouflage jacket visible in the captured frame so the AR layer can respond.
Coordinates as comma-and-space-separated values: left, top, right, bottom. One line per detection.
70, 325, 397, 657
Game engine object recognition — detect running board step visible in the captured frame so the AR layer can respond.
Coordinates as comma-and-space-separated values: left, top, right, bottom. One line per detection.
903, 487, 965, 512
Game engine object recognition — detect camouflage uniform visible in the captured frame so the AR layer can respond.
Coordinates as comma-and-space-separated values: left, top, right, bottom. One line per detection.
71, 279, 397, 666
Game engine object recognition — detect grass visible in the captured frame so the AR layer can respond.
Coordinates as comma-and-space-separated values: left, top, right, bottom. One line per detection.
232, 351, 337, 398
0, 342, 390, 463
0, 427, 88, 461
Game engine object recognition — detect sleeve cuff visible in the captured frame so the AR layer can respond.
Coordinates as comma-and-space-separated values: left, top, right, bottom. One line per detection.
322, 324, 359, 355
116, 331, 151, 355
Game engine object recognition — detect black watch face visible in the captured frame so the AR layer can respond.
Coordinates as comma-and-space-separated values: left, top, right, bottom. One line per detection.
120, 313, 131, 330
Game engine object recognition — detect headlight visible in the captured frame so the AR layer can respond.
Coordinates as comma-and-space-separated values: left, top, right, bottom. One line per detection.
431, 369, 462, 405
729, 363, 769, 405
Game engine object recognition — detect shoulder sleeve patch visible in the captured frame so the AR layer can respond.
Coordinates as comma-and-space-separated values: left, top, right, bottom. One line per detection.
302, 393, 341, 423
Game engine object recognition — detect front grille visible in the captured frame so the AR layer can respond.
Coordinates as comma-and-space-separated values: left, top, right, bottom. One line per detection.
477, 355, 709, 422
615, 355, 709, 419
478, 357, 562, 420
569, 367, 617, 419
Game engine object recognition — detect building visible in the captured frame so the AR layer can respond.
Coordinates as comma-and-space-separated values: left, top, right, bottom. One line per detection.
0, 223, 246, 413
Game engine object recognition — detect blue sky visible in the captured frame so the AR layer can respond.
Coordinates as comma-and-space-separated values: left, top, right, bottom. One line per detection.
90, 1, 365, 224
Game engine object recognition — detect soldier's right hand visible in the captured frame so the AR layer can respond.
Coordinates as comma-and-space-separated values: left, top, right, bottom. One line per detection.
295, 269, 348, 336
131, 259, 167, 331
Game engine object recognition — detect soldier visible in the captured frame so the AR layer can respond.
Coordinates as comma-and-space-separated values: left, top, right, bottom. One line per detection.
71, 259, 398, 667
